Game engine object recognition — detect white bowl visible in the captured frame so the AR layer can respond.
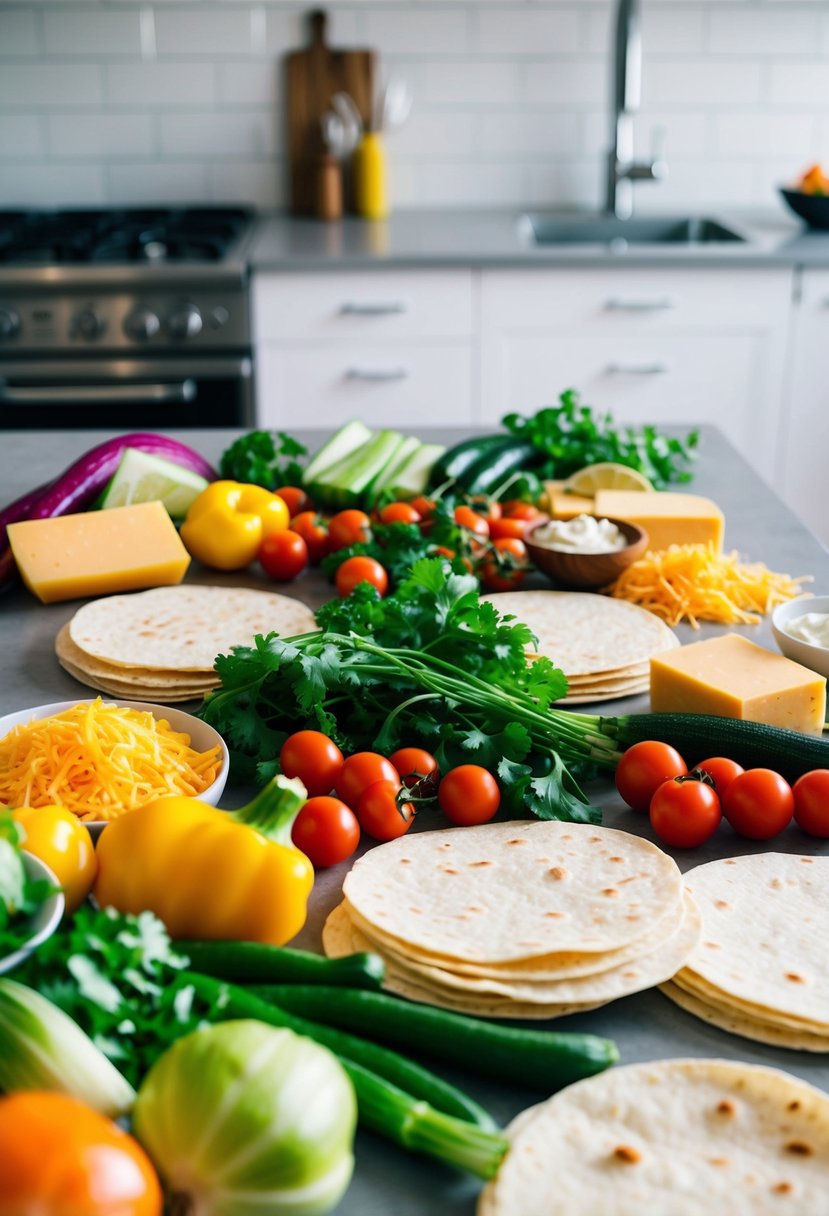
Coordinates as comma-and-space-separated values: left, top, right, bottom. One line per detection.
772, 595, 829, 680
0, 853, 65, 975
0, 699, 229, 838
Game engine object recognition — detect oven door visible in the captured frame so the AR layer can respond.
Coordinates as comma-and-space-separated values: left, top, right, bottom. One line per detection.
0, 356, 254, 429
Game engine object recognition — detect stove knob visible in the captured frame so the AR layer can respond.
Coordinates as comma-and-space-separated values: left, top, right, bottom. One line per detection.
74, 307, 106, 341
124, 307, 161, 342
0, 309, 20, 341
167, 304, 203, 340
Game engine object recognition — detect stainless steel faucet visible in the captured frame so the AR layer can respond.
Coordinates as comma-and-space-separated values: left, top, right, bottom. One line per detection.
606, 0, 667, 219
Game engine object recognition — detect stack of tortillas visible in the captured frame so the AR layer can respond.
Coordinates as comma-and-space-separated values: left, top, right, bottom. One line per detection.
323, 821, 701, 1019
661, 853, 829, 1052
478, 1058, 829, 1215
482, 590, 677, 703
56, 585, 316, 704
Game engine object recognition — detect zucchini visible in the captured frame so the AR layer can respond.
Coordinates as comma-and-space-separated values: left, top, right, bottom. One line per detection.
381, 442, 446, 498
604, 712, 829, 782
178, 940, 385, 989
368, 435, 421, 499
302, 419, 374, 484
428, 434, 509, 488
307, 429, 406, 509
459, 438, 540, 496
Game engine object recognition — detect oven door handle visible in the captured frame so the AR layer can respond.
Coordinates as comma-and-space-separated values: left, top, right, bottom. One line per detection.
0, 378, 198, 405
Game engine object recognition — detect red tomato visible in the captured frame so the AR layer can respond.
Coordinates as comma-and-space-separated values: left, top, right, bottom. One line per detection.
389, 746, 439, 795
722, 768, 794, 840
291, 796, 361, 867
438, 765, 501, 826
328, 509, 371, 552
479, 537, 529, 592
335, 555, 389, 598
501, 501, 546, 523
280, 730, 344, 797
453, 505, 490, 539
470, 496, 501, 521
336, 752, 401, 808
291, 511, 331, 564
379, 501, 421, 525
489, 517, 528, 540
615, 741, 689, 812
694, 756, 745, 798
649, 776, 722, 848
792, 769, 829, 837
275, 485, 311, 517
258, 529, 308, 581
411, 495, 436, 519
357, 781, 415, 841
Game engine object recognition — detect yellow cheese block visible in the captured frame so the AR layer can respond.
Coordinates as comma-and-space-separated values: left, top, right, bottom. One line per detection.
650, 633, 826, 734
593, 490, 725, 551
540, 481, 596, 519
7, 500, 190, 604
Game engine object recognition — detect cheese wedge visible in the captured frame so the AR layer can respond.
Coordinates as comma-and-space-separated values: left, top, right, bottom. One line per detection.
650, 633, 826, 734
7, 500, 190, 604
540, 481, 596, 520
593, 490, 725, 552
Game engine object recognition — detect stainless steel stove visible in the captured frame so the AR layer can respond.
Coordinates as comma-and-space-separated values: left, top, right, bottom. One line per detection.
0, 207, 257, 429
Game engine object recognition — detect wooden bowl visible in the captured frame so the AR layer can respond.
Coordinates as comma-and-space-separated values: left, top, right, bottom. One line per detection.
525, 517, 649, 589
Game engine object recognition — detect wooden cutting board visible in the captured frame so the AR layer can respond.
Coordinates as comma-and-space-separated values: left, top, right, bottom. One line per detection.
286, 9, 376, 216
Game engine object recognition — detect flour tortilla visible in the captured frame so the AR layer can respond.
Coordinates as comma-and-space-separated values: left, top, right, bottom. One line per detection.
483, 590, 678, 677
559, 679, 650, 704
673, 968, 829, 1036
661, 982, 829, 1054
68, 585, 316, 672
342, 821, 684, 962
57, 656, 212, 704
56, 624, 219, 689
478, 1058, 829, 1215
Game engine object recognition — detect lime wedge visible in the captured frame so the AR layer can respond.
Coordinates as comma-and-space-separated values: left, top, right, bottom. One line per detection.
100, 449, 209, 519
563, 462, 655, 496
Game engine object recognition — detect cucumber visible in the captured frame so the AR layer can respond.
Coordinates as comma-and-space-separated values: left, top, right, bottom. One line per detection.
369, 435, 421, 498
381, 442, 446, 498
459, 439, 540, 496
428, 434, 509, 489
302, 419, 374, 485
307, 429, 407, 509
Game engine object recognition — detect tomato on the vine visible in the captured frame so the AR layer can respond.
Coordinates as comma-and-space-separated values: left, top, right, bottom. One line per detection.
335, 555, 389, 598
328, 509, 371, 552
479, 537, 529, 592
649, 775, 721, 848
438, 765, 500, 826
693, 756, 744, 798
411, 495, 436, 520
357, 781, 415, 841
336, 752, 401, 808
291, 511, 330, 564
792, 769, 829, 837
280, 730, 344, 797
489, 517, 529, 541
275, 485, 312, 517
453, 505, 490, 539
615, 741, 688, 812
258, 529, 308, 581
722, 768, 794, 840
378, 501, 421, 525
291, 797, 361, 867
389, 747, 439, 795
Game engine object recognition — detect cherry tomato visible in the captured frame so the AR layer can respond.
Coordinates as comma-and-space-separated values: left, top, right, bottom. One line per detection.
379, 501, 421, 525
649, 776, 722, 848
479, 537, 529, 592
328, 509, 371, 552
275, 485, 312, 517
335, 555, 389, 598
489, 517, 529, 540
438, 764, 501, 826
722, 768, 794, 840
280, 730, 344, 797
291, 511, 330, 564
291, 796, 361, 867
336, 752, 401, 808
501, 500, 546, 523
357, 781, 415, 841
411, 495, 436, 519
0, 1092, 162, 1216
258, 529, 308, 581
615, 740, 688, 812
389, 746, 439, 795
470, 495, 501, 521
693, 756, 745, 799
792, 769, 829, 837
453, 505, 490, 539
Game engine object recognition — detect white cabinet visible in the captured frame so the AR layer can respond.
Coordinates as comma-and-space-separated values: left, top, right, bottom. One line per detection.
780, 270, 829, 546
253, 271, 476, 429
480, 267, 794, 486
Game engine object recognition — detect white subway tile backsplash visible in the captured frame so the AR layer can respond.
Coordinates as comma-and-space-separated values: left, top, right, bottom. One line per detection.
526, 61, 606, 107
106, 61, 215, 106
424, 60, 520, 106
0, 163, 105, 206
392, 111, 476, 157
0, 115, 45, 159
209, 158, 285, 208
160, 110, 278, 158
218, 60, 279, 106
107, 160, 208, 203
265, 8, 359, 56
713, 112, 816, 159
476, 7, 579, 56
365, 9, 468, 56
479, 110, 584, 157
0, 9, 40, 57
645, 60, 762, 107
769, 63, 829, 106
43, 8, 143, 57
709, 9, 820, 56
155, 8, 253, 56
0, 63, 104, 107
48, 113, 154, 157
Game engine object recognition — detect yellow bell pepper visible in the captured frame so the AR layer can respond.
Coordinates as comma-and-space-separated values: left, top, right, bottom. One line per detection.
12, 805, 97, 914
180, 480, 289, 570
92, 776, 314, 946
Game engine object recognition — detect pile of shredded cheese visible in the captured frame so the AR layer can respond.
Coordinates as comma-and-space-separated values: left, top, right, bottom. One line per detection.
608, 542, 809, 628
0, 698, 223, 821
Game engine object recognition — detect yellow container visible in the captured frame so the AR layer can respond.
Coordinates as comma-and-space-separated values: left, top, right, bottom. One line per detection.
354, 132, 388, 220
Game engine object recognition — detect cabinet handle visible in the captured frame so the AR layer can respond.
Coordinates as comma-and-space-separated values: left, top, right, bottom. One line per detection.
605, 362, 669, 375
604, 297, 676, 312
345, 366, 410, 382
339, 301, 408, 316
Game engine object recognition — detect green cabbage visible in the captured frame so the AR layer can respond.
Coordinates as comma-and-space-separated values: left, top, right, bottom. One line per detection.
132, 1019, 356, 1216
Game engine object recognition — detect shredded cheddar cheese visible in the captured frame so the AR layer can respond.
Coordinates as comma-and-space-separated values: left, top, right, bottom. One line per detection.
0, 698, 222, 821
608, 543, 809, 628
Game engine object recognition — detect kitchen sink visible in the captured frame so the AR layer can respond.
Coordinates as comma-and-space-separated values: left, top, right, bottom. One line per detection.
518, 214, 747, 246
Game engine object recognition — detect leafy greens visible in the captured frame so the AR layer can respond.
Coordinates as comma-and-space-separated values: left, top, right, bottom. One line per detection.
219, 430, 307, 490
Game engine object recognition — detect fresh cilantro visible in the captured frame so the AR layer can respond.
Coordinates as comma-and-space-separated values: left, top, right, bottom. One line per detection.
219, 429, 307, 490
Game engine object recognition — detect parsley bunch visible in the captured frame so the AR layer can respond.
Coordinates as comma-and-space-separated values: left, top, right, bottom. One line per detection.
219, 429, 307, 490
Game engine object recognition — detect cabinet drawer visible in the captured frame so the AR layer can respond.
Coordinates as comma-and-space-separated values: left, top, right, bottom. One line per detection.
256, 341, 474, 429
253, 271, 474, 342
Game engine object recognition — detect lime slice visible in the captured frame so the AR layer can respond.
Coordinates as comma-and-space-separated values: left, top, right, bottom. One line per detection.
563, 462, 655, 496
100, 449, 209, 519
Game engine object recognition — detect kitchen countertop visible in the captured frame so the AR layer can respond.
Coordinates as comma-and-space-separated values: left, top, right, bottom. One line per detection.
249, 207, 829, 271
2, 425, 828, 1214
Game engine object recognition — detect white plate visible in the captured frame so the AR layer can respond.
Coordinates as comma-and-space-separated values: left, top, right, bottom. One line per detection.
0, 853, 65, 975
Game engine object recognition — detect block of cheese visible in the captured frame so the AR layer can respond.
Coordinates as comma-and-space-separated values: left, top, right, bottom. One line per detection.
650, 633, 826, 734
593, 490, 725, 552
540, 481, 596, 520
7, 500, 190, 604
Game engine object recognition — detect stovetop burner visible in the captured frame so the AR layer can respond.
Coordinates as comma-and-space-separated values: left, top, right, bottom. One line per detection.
0, 207, 253, 265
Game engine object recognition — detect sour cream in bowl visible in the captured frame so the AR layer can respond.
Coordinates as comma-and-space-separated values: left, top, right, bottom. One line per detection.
525, 516, 649, 589
772, 595, 829, 680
